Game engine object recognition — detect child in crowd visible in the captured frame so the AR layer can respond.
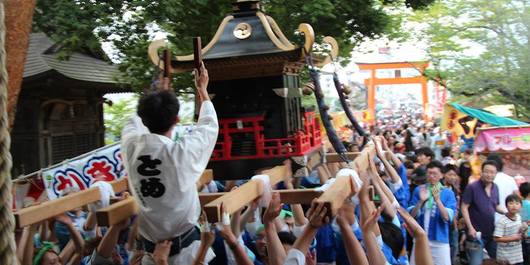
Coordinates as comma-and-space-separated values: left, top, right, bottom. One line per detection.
493, 194, 526, 265
519, 183, 530, 265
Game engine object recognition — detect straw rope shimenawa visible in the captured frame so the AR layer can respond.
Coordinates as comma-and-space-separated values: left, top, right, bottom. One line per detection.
0, 2, 17, 264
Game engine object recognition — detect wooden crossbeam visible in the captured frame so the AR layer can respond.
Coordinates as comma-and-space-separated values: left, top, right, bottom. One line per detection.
198, 189, 322, 206
111, 177, 129, 193
199, 192, 224, 206
325, 152, 360, 163
14, 169, 212, 228
196, 169, 214, 190
92, 169, 212, 226
96, 188, 321, 226
14, 178, 126, 228
14, 187, 101, 228
203, 165, 286, 223
277, 189, 322, 205
96, 196, 139, 227
316, 144, 376, 217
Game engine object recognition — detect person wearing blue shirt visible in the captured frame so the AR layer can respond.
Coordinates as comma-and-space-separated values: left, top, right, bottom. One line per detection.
408, 161, 457, 265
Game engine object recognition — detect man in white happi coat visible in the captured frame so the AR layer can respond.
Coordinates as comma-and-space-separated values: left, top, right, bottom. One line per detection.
121, 63, 218, 265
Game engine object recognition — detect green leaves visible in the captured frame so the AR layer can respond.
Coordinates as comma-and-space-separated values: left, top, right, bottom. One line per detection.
407, 0, 529, 119
33, 0, 434, 96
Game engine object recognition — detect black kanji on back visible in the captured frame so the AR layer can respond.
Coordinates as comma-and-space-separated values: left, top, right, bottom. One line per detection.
137, 155, 162, 176
140, 178, 166, 198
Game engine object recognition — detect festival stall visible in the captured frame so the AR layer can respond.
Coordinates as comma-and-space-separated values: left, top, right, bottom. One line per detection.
441, 103, 527, 146
441, 103, 528, 180
475, 126, 530, 182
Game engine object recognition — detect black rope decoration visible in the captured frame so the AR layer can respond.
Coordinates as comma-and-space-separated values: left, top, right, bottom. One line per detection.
331, 72, 369, 149
304, 52, 349, 163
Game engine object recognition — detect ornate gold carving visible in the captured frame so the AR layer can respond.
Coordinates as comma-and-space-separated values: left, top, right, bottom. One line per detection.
147, 39, 168, 71
266, 15, 296, 50
297, 23, 315, 54
314, 36, 340, 67
147, 15, 235, 72
256, 12, 295, 51
323, 36, 339, 60
233, 22, 252, 39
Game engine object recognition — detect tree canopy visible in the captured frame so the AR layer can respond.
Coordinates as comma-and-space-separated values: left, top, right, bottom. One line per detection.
405, 0, 529, 119
32, 0, 432, 93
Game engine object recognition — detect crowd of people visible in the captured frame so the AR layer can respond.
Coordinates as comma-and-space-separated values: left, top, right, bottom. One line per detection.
15, 65, 530, 265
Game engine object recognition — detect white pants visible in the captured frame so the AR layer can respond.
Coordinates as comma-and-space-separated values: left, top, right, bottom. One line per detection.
141, 240, 215, 265
410, 240, 450, 265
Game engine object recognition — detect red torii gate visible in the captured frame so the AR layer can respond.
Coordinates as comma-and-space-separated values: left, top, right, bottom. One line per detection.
357, 61, 432, 124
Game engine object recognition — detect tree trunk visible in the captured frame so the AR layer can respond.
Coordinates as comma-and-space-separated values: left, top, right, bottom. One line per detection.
4, 0, 36, 129
1, 1, 36, 262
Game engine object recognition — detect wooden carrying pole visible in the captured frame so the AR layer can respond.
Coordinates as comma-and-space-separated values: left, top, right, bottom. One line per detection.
325, 152, 360, 163
96, 144, 378, 225
13, 178, 128, 229
97, 188, 323, 227
14, 168, 212, 228
95, 169, 212, 226
316, 144, 376, 217
203, 165, 285, 223
199, 189, 323, 206
96, 196, 138, 227
325, 151, 387, 163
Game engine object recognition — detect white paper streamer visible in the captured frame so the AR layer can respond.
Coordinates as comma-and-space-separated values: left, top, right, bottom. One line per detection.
244, 208, 262, 237
88, 181, 115, 212
315, 178, 336, 192
201, 222, 211, 232
336, 168, 363, 205
222, 212, 231, 226
251, 174, 272, 207
292, 224, 307, 238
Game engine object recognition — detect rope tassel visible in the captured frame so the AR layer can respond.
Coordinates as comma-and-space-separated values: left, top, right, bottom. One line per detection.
0, 3, 17, 265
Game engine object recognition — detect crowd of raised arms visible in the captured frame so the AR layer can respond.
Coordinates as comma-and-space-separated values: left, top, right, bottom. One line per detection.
16, 65, 529, 265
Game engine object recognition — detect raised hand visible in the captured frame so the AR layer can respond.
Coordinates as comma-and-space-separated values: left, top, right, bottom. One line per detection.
372, 137, 384, 160
218, 224, 238, 246
367, 152, 380, 180
306, 201, 329, 228
153, 240, 172, 265
335, 206, 351, 228
305, 250, 317, 265
199, 211, 216, 247
361, 205, 384, 232
282, 159, 294, 189
419, 186, 429, 203
431, 185, 441, 202
381, 136, 390, 151
194, 62, 209, 97
54, 213, 72, 225
263, 192, 282, 224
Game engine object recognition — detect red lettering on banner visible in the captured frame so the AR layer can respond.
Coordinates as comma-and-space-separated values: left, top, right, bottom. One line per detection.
56, 175, 73, 191
86, 161, 116, 182
55, 171, 87, 195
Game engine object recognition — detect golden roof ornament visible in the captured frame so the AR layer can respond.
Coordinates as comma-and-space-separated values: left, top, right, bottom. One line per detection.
147, 0, 338, 78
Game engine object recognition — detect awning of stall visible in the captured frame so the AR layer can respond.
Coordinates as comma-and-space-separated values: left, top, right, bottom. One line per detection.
441, 103, 528, 138
474, 126, 530, 153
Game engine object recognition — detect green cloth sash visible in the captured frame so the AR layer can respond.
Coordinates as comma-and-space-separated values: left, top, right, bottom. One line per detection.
426, 182, 443, 209
33, 241, 58, 265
